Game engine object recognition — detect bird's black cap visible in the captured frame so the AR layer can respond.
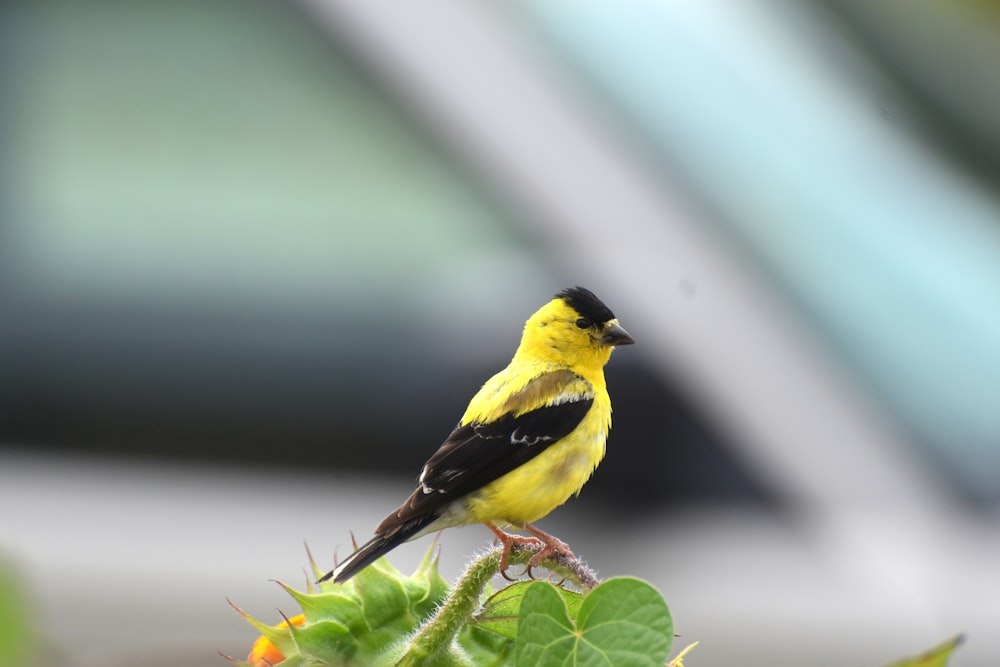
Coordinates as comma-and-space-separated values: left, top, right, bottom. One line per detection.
556, 286, 615, 323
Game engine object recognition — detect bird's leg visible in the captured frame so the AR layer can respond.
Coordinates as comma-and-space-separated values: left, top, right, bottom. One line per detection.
485, 522, 543, 579
522, 524, 575, 578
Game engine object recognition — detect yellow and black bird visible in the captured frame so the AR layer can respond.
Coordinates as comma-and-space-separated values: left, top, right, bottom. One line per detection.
319, 287, 634, 584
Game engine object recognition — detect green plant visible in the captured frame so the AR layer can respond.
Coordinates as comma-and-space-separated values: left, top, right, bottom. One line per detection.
227, 542, 964, 667
226, 542, 678, 667
0, 559, 37, 667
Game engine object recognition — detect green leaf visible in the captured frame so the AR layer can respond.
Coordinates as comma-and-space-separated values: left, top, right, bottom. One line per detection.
456, 625, 517, 666
514, 578, 673, 667
351, 560, 411, 629
406, 545, 451, 619
293, 619, 358, 663
279, 584, 367, 632
883, 635, 964, 667
474, 580, 584, 641
514, 581, 577, 666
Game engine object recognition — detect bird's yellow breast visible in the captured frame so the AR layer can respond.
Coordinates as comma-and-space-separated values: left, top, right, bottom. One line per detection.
463, 391, 611, 526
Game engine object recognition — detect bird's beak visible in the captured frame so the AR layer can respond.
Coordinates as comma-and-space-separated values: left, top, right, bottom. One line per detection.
602, 320, 635, 346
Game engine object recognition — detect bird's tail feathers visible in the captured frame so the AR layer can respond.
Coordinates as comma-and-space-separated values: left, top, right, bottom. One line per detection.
317, 514, 438, 584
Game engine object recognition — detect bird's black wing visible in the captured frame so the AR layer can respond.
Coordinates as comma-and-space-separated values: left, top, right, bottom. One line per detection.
375, 369, 593, 533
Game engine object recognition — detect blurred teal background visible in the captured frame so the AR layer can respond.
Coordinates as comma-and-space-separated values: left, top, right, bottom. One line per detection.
1, 1, 999, 666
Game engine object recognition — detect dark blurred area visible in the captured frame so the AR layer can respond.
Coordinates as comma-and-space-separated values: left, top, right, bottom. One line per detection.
0, 303, 751, 506
2, 1, 999, 666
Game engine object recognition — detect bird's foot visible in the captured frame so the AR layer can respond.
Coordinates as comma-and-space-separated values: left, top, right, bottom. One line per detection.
486, 522, 577, 581
486, 522, 545, 580
523, 528, 575, 579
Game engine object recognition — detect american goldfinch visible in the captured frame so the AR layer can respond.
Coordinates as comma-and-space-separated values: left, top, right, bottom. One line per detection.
319, 286, 634, 584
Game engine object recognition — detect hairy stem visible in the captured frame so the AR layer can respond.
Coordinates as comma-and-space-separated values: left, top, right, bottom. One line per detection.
398, 544, 600, 664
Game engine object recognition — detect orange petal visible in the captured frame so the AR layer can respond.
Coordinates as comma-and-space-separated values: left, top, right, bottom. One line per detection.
247, 614, 305, 666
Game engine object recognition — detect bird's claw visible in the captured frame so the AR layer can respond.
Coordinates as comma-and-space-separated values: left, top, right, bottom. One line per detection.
490, 523, 578, 583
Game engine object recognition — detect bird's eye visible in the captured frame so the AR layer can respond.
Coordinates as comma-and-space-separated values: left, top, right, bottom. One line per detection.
575, 318, 592, 329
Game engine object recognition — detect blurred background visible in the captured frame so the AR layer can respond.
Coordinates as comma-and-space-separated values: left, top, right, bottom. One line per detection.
1, 1, 999, 665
